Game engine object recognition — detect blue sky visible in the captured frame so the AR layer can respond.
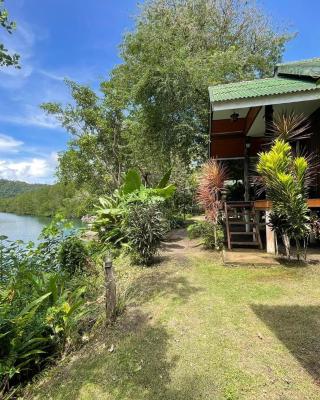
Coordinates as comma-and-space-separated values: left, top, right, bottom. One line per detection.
0, 0, 319, 183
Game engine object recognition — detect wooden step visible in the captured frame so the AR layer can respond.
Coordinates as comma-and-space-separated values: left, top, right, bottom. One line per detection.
228, 221, 257, 225
230, 231, 255, 235
224, 201, 263, 251
227, 212, 256, 217
230, 241, 260, 246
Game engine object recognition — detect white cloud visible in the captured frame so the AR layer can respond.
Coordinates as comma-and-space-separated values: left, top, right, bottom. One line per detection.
0, 134, 23, 152
38, 69, 65, 82
0, 109, 60, 129
37, 65, 101, 86
0, 152, 58, 183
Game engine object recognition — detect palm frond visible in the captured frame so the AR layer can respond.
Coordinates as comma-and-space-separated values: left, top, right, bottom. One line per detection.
267, 111, 311, 142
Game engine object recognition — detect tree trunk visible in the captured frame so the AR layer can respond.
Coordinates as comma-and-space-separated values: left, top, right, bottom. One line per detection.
282, 233, 291, 259
295, 238, 300, 261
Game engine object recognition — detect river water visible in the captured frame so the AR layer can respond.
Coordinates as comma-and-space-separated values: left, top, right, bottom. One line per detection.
0, 212, 83, 243
0, 212, 51, 242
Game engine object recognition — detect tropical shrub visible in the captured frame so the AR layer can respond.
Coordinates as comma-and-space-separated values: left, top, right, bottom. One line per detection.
187, 221, 224, 250
0, 236, 31, 283
168, 161, 200, 219
59, 236, 89, 275
124, 203, 168, 265
92, 193, 127, 245
0, 290, 52, 396
187, 221, 206, 239
0, 219, 97, 396
165, 212, 186, 229
202, 222, 224, 250
257, 138, 311, 259
196, 159, 227, 250
197, 159, 227, 224
0, 269, 87, 396
92, 168, 175, 263
31, 214, 76, 273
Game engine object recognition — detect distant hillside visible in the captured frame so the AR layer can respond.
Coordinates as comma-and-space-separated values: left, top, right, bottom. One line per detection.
0, 179, 47, 198
0, 182, 94, 218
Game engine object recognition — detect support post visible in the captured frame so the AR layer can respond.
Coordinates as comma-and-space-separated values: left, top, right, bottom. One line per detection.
244, 143, 250, 232
244, 157, 250, 202
265, 211, 276, 254
104, 257, 116, 325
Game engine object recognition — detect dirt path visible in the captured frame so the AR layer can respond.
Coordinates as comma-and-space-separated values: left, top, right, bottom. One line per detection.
161, 228, 205, 261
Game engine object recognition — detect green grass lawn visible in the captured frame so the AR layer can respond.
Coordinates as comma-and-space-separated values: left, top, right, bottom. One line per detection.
27, 252, 320, 400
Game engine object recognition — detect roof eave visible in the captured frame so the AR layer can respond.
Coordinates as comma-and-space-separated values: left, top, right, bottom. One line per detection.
211, 89, 320, 112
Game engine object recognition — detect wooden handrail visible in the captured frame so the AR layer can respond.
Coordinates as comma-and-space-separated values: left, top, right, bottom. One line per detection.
254, 199, 320, 210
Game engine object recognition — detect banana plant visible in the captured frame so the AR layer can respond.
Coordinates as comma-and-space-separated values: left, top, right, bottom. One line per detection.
120, 168, 176, 200
93, 168, 176, 245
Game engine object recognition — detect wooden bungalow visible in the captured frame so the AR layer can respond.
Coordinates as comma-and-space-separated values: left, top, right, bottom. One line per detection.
208, 58, 320, 254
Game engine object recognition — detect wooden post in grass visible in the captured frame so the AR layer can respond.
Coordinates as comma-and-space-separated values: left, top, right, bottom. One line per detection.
104, 256, 116, 325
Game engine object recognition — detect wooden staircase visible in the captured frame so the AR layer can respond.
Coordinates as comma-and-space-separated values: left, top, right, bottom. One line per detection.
223, 201, 263, 250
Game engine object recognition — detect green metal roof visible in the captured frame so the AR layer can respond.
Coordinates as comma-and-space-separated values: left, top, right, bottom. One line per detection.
276, 58, 320, 79
208, 77, 319, 103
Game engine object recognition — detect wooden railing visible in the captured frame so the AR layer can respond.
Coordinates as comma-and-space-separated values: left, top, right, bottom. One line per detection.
254, 199, 320, 210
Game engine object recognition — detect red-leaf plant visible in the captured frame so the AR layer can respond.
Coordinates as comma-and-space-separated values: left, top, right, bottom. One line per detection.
197, 158, 228, 224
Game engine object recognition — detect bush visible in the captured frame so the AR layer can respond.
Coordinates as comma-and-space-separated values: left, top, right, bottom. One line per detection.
187, 221, 206, 239
59, 236, 89, 275
164, 210, 186, 229
92, 168, 176, 247
0, 270, 87, 396
187, 221, 224, 250
0, 221, 97, 397
202, 223, 224, 250
124, 203, 168, 265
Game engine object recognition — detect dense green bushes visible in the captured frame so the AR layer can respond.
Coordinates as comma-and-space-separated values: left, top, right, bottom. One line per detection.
59, 237, 89, 275
0, 272, 87, 396
124, 203, 168, 265
0, 218, 97, 397
93, 169, 175, 265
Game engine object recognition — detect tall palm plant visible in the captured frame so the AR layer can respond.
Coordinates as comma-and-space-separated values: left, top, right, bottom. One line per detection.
257, 113, 315, 260
267, 111, 311, 142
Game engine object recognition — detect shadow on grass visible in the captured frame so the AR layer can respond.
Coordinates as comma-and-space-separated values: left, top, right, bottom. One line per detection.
275, 258, 309, 268
128, 267, 203, 306
252, 305, 320, 382
41, 309, 204, 400
34, 269, 206, 399
162, 242, 185, 251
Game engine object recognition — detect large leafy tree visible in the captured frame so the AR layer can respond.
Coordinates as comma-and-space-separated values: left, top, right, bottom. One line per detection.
0, 0, 19, 67
42, 81, 131, 194
110, 0, 291, 167
43, 0, 290, 195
